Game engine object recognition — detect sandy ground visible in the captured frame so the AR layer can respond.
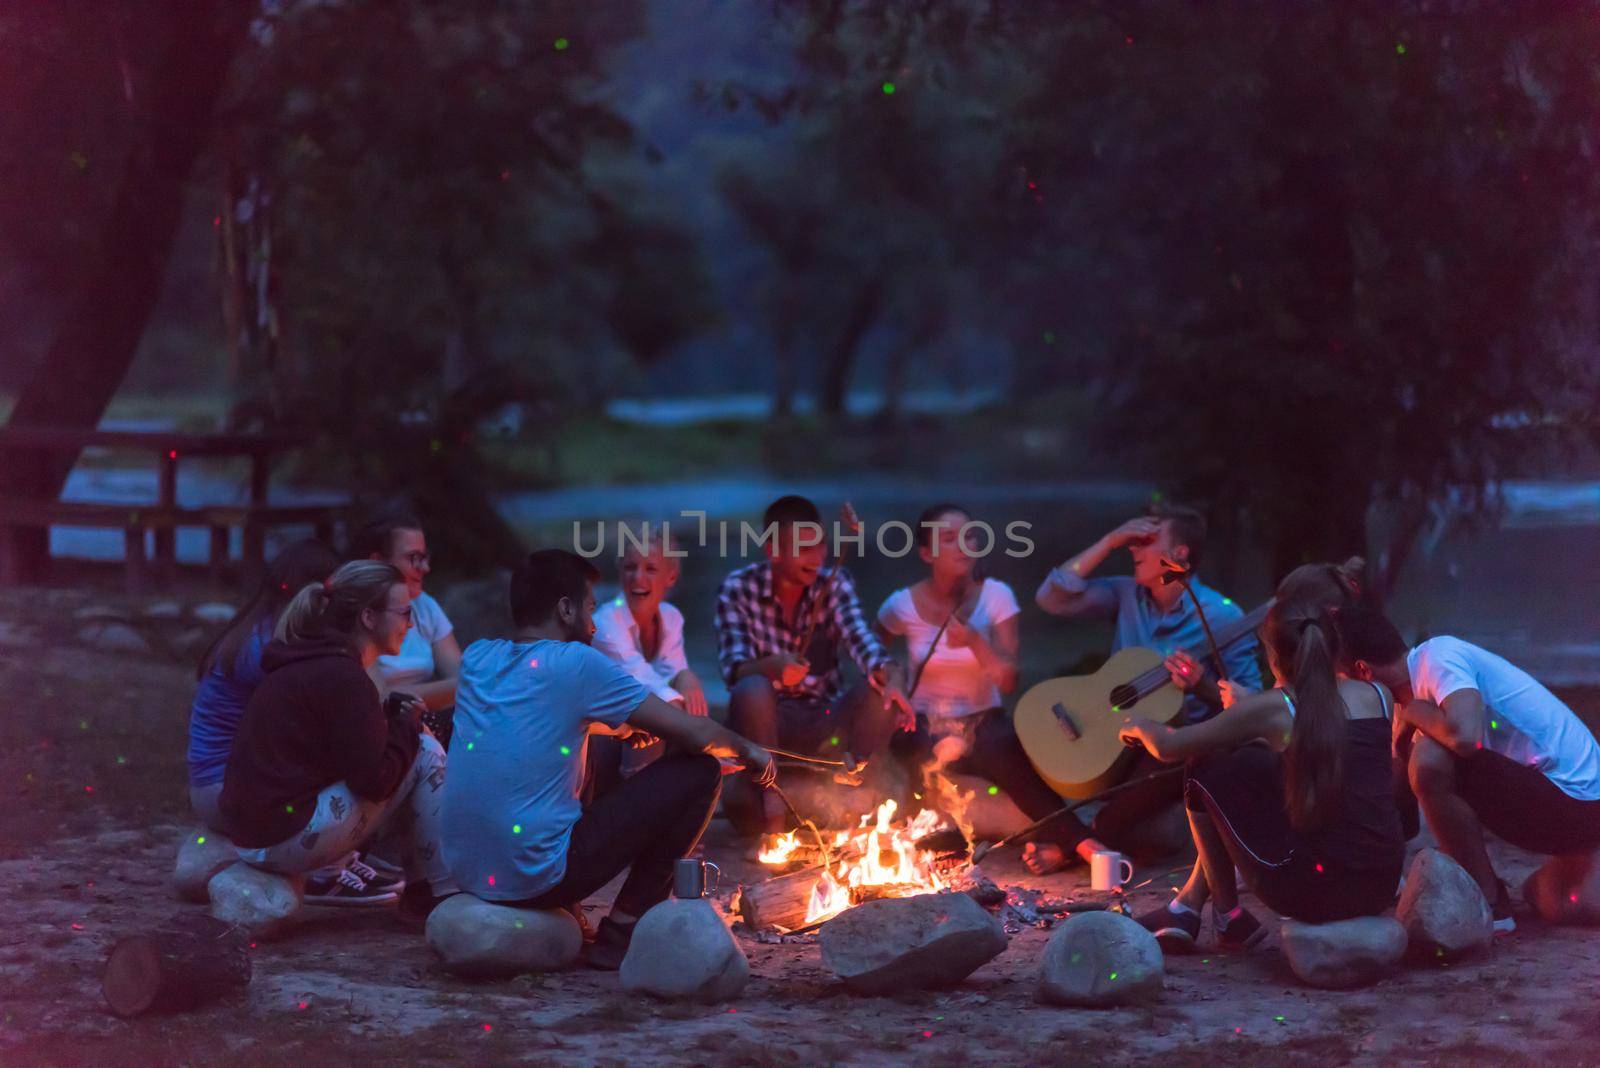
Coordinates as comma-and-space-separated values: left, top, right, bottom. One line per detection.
4, 586, 1600, 1066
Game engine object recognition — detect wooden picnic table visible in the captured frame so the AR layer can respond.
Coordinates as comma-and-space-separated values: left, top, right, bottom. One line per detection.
0, 427, 347, 589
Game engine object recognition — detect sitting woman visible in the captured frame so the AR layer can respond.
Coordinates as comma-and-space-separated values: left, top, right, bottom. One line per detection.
219, 561, 457, 912
353, 512, 462, 746
1119, 599, 1404, 951
590, 526, 708, 790
879, 504, 1087, 862
187, 538, 339, 830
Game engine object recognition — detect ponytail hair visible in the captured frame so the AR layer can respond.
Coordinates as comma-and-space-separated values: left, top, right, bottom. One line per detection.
1265, 599, 1346, 831
276, 560, 403, 645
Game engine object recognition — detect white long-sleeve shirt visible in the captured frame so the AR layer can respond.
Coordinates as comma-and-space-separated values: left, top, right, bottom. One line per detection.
591, 598, 690, 705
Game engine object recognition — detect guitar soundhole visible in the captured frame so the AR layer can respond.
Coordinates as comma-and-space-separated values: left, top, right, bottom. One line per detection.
1108, 684, 1139, 710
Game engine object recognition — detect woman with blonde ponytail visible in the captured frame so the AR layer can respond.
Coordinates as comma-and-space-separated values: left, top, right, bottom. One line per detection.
1117, 599, 1404, 952
219, 560, 458, 916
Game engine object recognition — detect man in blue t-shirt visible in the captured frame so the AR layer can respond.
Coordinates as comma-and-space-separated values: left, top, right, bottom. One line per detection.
1031, 503, 1261, 874
442, 549, 775, 968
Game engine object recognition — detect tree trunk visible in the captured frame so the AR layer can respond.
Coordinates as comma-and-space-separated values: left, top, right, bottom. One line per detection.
818, 274, 886, 419
0, 3, 249, 577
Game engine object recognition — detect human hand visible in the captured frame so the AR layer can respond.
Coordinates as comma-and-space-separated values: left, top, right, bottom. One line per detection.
1165, 651, 1204, 692
1117, 715, 1163, 754
740, 741, 777, 788
677, 673, 709, 717
944, 615, 977, 649
772, 654, 810, 688
1108, 517, 1162, 549
1217, 679, 1254, 710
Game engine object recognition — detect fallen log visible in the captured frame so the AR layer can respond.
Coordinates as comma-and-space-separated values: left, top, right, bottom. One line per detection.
102, 915, 251, 1018
739, 865, 826, 932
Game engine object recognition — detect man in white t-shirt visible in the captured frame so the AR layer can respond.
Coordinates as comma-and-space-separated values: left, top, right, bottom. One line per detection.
441, 550, 775, 969
1342, 605, 1600, 932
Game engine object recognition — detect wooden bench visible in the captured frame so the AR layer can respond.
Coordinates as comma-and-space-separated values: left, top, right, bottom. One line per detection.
0, 428, 347, 590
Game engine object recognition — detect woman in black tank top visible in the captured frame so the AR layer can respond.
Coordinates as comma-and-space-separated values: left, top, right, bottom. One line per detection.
1117, 600, 1405, 947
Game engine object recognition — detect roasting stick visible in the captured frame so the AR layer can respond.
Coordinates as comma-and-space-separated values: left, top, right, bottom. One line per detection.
969, 767, 1185, 865
769, 780, 833, 870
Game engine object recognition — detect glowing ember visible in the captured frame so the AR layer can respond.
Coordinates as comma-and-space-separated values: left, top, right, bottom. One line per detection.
758, 830, 802, 866
802, 799, 949, 925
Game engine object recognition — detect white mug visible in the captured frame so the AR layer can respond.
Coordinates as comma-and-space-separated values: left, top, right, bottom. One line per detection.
1090, 850, 1135, 892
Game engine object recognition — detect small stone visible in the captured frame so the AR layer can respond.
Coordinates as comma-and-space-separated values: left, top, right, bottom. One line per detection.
193, 603, 237, 625
207, 863, 303, 939
143, 600, 182, 618
72, 604, 120, 621
1395, 848, 1492, 960
172, 831, 237, 903
1522, 850, 1600, 926
621, 898, 749, 1002
1280, 917, 1407, 988
76, 620, 148, 654
425, 894, 581, 976
820, 892, 1007, 995
1037, 911, 1163, 1007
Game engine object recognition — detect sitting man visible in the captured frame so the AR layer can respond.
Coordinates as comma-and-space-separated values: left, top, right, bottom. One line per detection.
1340, 603, 1600, 932
440, 549, 775, 968
1031, 503, 1261, 873
716, 495, 910, 843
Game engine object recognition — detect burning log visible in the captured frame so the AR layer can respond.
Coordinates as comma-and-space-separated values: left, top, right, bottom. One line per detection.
739, 864, 828, 932
101, 916, 252, 1018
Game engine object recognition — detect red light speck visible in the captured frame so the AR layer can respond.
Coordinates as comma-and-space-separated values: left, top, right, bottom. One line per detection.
1315, 863, 1324, 873
922, 1030, 934, 1038
1125, 35, 1134, 45
482, 1023, 493, 1032
167, 449, 178, 460
297, 1001, 307, 1010
84, 785, 93, 793
71, 923, 84, 930
487, 875, 496, 887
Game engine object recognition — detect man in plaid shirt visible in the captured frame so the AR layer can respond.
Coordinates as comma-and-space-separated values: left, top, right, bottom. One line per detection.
716, 495, 911, 839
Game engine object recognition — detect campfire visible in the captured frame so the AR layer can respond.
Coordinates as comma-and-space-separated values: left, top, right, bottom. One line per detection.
742, 798, 960, 931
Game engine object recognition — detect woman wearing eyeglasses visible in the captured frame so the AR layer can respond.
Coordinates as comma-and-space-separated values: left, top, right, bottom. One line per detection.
353, 512, 462, 746
219, 561, 457, 913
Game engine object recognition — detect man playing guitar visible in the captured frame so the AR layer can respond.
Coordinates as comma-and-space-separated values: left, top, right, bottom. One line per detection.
1028, 503, 1262, 873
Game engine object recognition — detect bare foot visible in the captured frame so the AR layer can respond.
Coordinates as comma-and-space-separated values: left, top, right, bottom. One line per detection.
1022, 842, 1070, 875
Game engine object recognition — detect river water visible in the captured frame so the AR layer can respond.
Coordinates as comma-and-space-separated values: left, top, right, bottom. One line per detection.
47, 461, 1600, 689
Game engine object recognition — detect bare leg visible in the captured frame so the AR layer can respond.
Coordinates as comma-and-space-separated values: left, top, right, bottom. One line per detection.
1409, 732, 1500, 902
1187, 806, 1238, 914
1172, 857, 1212, 913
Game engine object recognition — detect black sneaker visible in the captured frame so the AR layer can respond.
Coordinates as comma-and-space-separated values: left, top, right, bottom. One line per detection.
1215, 908, 1268, 950
305, 860, 403, 907
1492, 879, 1517, 935
397, 881, 455, 927
585, 916, 636, 970
1135, 903, 1201, 953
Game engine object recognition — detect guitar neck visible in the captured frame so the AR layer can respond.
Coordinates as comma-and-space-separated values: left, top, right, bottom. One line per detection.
1126, 597, 1273, 699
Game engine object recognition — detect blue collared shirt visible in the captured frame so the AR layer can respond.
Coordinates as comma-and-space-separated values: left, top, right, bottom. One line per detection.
1035, 568, 1262, 722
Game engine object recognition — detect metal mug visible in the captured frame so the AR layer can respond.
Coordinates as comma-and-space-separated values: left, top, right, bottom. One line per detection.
673, 857, 721, 899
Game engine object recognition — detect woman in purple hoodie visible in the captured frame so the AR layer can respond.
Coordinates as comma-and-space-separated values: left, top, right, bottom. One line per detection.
220, 560, 457, 913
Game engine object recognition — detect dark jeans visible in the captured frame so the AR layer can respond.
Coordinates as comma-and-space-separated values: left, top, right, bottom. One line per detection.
1456, 746, 1600, 856
724, 675, 895, 836
506, 753, 722, 918
891, 710, 1179, 853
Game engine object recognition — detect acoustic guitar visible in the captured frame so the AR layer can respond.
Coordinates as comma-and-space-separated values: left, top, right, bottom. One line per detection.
1013, 599, 1272, 799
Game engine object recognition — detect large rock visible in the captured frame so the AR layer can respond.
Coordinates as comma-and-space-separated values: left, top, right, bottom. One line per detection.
172, 830, 238, 903
820, 892, 1007, 994
425, 894, 582, 976
1280, 917, 1407, 988
620, 898, 749, 1002
1395, 848, 1492, 960
207, 863, 303, 939
1038, 910, 1164, 1007
1522, 851, 1600, 926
